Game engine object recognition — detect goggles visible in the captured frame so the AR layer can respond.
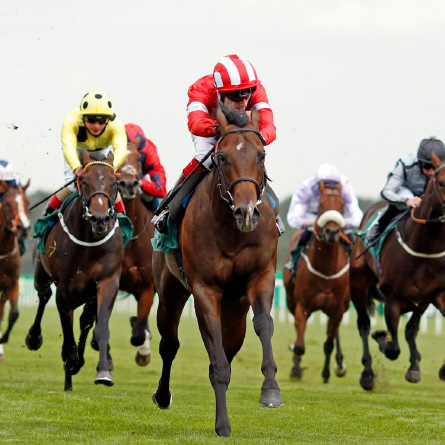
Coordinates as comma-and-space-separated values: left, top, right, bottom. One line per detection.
222, 87, 257, 103
85, 115, 109, 125
420, 161, 434, 171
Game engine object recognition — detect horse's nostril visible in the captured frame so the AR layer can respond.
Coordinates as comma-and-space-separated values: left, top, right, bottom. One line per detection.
104, 216, 111, 225
90, 216, 97, 224
133, 181, 139, 188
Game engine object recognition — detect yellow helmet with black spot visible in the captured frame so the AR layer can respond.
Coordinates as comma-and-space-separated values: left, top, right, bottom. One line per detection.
80, 90, 114, 116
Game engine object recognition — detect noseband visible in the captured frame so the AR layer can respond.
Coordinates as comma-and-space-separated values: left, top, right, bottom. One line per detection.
80, 161, 118, 220
211, 128, 268, 210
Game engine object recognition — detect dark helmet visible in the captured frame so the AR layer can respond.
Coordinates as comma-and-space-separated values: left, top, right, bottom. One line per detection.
417, 137, 445, 163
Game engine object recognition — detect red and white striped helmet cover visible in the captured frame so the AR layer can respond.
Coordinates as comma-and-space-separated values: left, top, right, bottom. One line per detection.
213, 55, 260, 92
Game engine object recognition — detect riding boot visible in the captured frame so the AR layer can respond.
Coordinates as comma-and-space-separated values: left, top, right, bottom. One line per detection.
276, 215, 286, 236
285, 229, 313, 274
41, 202, 56, 217
18, 239, 26, 256
151, 172, 186, 233
366, 204, 400, 244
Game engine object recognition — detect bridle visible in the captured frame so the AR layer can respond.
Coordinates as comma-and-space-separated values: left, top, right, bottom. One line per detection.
411, 164, 445, 225
211, 128, 268, 210
79, 161, 118, 220
315, 192, 344, 241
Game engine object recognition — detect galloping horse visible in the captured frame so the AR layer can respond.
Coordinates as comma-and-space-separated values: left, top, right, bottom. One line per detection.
0, 181, 30, 359
350, 152, 445, 391
152, 105, 282, 437
26, 150, 124, 390
117, 140, 155, 365
283, 181, 349, 382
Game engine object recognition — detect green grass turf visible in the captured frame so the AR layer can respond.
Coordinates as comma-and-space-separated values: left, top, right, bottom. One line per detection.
0, 305, 443, 444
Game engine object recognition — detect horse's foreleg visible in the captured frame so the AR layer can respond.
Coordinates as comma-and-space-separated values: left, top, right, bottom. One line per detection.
404, 310, 423, 384
94, 276, 119, 387
194, 300, 232, 437
0, 285, 19, 344
289, 303, 307, 379
354, 294, 375, 390
74, 301, 96, 375
380, 300, 401, 361
25, 287, 52, 351
153, 296, 188, 410
130, 284, 155, 348
334, 333, 347, 378
249, 285, 283, 409
322, 317, 341, 383
56, 298, 77, 391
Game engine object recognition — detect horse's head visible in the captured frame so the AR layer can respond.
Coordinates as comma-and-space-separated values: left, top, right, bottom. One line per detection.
80, 150, 118, 237
118, 139, 142, 200
213, 104, 267, 232
315, 181, 345, 244
0, 180, 30, 239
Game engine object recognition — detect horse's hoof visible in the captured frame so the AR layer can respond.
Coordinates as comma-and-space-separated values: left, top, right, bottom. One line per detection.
152, 391, 173, 409
334, 363, 347, 377
439, 364, 445, 381
215, 426, 231, 437
259, 389, 283, 408
322, 370, 330, 384
290, 368, 303, 379
371, 330, 387, 353
360, 372, 375, 391
25, 333, 43, 351
384, 346, 400, 361
94, 371, 114, 386
135, 351, 151, 366
405, 369, 421, 383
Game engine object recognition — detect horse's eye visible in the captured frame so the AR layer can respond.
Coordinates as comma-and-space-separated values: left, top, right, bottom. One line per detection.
220, 154, 229, 165
439, 180, 445, 188
257, 152, 266, 164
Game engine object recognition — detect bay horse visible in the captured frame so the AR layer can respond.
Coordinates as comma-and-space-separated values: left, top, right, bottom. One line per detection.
350, 152, 445, 391
117, 140, 155, 365
25, 150, 124, 390
152, 105, 282, 437
283, 181, 350, 383
0, 181, 30, 360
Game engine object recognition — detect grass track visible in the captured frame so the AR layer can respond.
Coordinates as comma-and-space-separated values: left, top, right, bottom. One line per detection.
0, 305, 444, 444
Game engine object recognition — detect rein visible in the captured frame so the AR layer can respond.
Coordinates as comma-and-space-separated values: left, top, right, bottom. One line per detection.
212, 128, 267, 210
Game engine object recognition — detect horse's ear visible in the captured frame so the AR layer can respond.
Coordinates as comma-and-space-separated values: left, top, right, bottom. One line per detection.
132, 135, 142, 150
432, 152, 442, 170
0, 181, 7, 194
217, 106, 229, 134
318, 181, 326, 194
81, 149, 92, 166
22, 179, 30, 191
250, 108, 260, 129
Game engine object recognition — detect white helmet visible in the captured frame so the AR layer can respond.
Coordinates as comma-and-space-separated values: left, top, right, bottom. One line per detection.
0, 160, 18, 181
315, 163, 340, 183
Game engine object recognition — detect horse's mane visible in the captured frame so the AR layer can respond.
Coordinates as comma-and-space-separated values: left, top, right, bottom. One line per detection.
219, 101, 250, 128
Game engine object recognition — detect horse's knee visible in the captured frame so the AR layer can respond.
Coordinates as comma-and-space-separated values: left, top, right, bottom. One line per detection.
209, 362, 231, 388
252, 312, 273, 336
9, 310, 19, 324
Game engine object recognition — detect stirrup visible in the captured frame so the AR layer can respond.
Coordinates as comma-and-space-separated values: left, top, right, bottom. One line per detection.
276, 215, 286, 236
151, 208, 169, 233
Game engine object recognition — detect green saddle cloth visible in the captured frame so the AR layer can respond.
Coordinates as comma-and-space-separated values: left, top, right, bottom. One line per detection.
355, 206, 399, 259
151, 215, 179, 253
34, 192, 133, 255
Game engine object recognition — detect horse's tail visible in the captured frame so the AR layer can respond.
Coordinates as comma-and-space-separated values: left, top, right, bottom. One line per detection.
366, 283, 385, 316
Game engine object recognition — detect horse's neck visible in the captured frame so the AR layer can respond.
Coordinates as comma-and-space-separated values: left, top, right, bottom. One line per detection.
124, 195, 146, 229
0, 221, 16, 254
308, 237, 344, 273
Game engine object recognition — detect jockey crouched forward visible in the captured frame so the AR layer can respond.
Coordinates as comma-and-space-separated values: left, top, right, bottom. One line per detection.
152, 54, 285, 235
286, 163, 363, 271
43, 90, 127, 216
125, 124, 167, 213
366, 137, 445, 244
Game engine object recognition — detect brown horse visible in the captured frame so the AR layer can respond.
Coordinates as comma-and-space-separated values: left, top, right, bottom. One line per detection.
350, 153, 445, 391
26, 150, 124, 390
283, 181, 350, 383
117, 141, 155, 365
0, 181, 30, 359
152, 105, 282, 437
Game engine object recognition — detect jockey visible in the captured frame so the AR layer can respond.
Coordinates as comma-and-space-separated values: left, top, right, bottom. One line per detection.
125, 123, 167, 212
152, 54, 283, 233
366, 137, 445, 244
0, 160, 20, 197
286, 163, 363, 264
0, 160, 26, 255
43, 90, 127, 216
